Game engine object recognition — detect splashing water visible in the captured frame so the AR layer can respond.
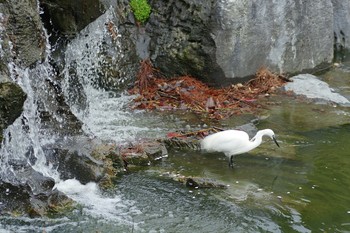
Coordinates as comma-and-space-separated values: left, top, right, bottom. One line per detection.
0, 6, 145, 228
0, 63, 60, 183
0, 0, 61, 183
61, 8, 167, 144
54, 179, 141, 224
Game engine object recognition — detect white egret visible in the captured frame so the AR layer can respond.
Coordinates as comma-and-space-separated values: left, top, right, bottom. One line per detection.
201, 129, 280, 167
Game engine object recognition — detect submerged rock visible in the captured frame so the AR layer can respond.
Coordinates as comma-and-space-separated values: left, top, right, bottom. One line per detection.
159, 171, 228, 189
120, 141, 168, 167
283, 74, 350, 105
182, 177, 228, 189
47, 137, 122, 188
162, 137, 201, 151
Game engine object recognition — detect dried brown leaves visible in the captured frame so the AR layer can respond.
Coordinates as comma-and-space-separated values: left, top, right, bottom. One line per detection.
128, 61, 287, 119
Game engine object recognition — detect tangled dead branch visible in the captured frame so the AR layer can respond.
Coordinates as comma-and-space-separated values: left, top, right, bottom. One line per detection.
128, 61, 287, 119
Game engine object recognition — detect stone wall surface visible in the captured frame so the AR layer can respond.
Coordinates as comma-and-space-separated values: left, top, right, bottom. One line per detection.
5, 0, 47, 67
145, 0, 336, 84
332, 0, 350, 52
212, 0, 334, 78
39, 0, 105, 42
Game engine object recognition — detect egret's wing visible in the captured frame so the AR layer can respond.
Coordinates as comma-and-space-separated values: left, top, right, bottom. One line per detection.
201, 130, 250, 155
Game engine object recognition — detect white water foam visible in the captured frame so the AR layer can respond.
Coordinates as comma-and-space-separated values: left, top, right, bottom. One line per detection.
1, 5, 143, 227
1, 0, 61, 182
55, 179, 141, 225
62, 8, 167, 144
0, 63, 60, 183
58, 8, 149, 225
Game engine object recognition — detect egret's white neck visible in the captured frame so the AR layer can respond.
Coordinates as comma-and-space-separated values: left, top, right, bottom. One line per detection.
249, 130, 267, 150
233, 132, 263, 155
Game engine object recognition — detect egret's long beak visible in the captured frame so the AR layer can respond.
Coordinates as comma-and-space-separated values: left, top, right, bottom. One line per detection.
272, 135, 280, 147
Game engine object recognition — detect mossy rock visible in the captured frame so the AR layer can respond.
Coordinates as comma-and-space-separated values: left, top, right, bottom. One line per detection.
162, 137, 201, 150
121, 141, 168, 167
0, 82, 26, 142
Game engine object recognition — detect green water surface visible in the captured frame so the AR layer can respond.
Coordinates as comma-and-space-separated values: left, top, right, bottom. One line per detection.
2, 69, 350, 233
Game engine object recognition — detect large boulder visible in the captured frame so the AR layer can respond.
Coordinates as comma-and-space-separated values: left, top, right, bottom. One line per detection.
145, 0, 334, 84
39, 0, 105, 42
4, 0, 47, 67
0, 7, 27, 141
39, 0, 342, 86
45, 137, 123, 188
34, 0, 350, 86
146, 0, 225, 84
211, 0, 334, 78
0, 0, 45, 141
0, 5, 11, 82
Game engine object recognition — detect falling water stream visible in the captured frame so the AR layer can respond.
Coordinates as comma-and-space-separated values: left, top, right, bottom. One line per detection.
2, 5, 350, 233
0, 7, 158, 231
0, 6, 193, 232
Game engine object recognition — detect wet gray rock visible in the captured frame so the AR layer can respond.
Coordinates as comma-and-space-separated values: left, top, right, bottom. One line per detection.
48, 4, 139, 93
120, 141, 168, 167
0, 6, 11, 83
3, 0, 47, 67
212, 0, 334, 78
0, 0, 47, 142
333, 0, 350, 51
38, 0, 344, 86
183, 177, 228, 189
0, 165, 73, 217
159, 171, 228, 189
143, 142, 168, 161
283, 74, 350, 105
162, 137, 201, 150
0, 82, 27, 142
0, 4, 27, 143
146, 0, 225, 84
45, 137, 121, 186
39, 0, 105, 42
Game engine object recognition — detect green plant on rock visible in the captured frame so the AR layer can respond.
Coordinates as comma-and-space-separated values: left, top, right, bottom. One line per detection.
130, 0, 151, 24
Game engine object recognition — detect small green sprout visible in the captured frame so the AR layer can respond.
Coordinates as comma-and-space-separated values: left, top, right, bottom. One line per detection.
130, 0, 151, 24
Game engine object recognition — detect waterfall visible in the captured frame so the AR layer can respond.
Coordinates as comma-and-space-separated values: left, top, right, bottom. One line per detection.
0, 6, 158, 184
61, 8, 130, 141
0, 5, 146, 226
61, 7, 167, 144
0, 26, 60, 184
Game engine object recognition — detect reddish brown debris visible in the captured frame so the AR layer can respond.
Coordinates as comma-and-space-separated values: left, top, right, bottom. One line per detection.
166, 127, 224, 139
128, 60, 287, 119
107, 21, 118, 41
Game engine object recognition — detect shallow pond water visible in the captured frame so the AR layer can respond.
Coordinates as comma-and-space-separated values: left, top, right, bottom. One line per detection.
3, 97, 350, 233
2, 67, 350, 232
127, 92, 350, 232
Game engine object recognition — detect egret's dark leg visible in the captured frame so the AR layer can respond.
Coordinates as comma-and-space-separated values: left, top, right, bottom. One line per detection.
228, 155, 234, 168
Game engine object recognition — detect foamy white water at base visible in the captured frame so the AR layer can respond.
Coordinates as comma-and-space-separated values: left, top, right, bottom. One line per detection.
55, 179, 141, 225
